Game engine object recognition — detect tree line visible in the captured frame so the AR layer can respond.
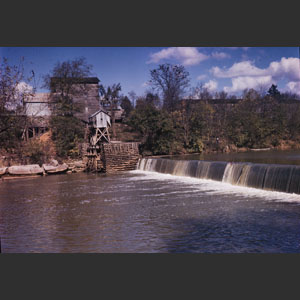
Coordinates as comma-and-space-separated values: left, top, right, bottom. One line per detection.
125, 64, 300, 155
1, 57, 300, 163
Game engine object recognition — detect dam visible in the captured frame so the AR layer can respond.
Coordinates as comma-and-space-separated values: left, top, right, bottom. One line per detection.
138, 157, 300, 194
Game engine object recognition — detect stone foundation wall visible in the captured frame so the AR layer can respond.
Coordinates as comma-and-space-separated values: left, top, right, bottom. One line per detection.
102, 142, 140, 173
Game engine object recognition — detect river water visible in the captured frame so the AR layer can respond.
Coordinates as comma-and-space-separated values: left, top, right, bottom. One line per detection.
1, 150, 300, 253
167, 149, 300, 165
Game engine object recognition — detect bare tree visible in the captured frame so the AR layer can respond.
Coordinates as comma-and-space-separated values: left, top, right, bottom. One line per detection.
214, 91, 228, 100
0, 57, 36, 150
43, 57, 93, 157
44, 57, 93, 117
99, 83, 122, 140
149, 64, 190, 111
242, 88, 261, 101
189, 82, 212, 100
128, 90, 137, 108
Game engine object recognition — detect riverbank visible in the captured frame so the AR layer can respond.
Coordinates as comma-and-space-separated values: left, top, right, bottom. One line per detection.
0, 159, 87, 181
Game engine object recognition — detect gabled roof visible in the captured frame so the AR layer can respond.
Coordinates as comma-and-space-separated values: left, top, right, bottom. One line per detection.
89, 108, 110, 119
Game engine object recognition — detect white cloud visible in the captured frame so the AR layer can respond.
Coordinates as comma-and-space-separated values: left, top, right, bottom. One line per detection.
142, 82, 149, 88
211, 60, 266, 78
211, 52, 230, 59
16, 81, 33, 94
286, 81, 300, 95
204, 80, 218, 92
211, 57, 300, 81
147, 47, 209, 66
197, 74, 207, 80
268, 57, 300, 81
224, 76, 274, 93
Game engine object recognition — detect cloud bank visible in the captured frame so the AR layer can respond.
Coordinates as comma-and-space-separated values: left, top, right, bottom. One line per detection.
211, 57, 300, 93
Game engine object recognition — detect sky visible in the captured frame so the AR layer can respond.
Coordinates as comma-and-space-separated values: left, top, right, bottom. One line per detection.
1, 47, 299, 98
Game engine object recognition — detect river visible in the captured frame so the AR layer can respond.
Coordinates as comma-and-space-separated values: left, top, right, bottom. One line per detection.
1, 150, 300, 253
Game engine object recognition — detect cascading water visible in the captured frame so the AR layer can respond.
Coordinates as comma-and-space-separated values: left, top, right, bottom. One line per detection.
137, 158, 300, 194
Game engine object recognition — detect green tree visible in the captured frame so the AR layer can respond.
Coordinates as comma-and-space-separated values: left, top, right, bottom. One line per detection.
267, 84, 281, 100
50, 116, 84, 157
120, 95, 133, 118
128, 100, 176, 155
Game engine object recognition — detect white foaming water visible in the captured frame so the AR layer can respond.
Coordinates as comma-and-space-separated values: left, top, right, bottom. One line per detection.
130, 170, 300, 203
80, 200, 90, 204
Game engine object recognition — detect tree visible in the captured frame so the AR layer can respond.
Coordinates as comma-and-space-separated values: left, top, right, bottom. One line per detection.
44, 57, 92, 117
267, 84, 281, 100
127, 99, 176, 155
128, 90, 137, 107
99, 83, 122, 140
145, 92, 160, 107
214, 91, 228, 100
189, 82, 212, 100
44, 57, 92, 157
149, 64, 190, 111
280, 91, 299, 101
0, 57, 35, 151
120, 95, 133, 118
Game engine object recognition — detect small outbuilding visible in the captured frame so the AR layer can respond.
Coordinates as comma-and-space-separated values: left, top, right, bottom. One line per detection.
88, 109, 111, 145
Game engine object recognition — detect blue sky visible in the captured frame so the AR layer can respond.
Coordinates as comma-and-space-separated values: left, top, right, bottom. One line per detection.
1, 47, 299, 97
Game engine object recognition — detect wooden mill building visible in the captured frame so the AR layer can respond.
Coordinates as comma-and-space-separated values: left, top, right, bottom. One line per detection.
22, 77, 102, 139
50, 77, 101, 123
22, 76, 140, 172
22, 93, 52, 139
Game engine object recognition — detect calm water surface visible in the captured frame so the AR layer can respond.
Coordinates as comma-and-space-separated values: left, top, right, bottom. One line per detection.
1, 163, 300, 253
168, 149, 300, 165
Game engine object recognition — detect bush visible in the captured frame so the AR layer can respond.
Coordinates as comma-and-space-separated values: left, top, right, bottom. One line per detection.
50, 116, 84, 158
22, 139, 53, 165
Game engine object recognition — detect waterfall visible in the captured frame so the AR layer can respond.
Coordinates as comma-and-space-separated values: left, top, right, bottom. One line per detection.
137, 158, 300, 194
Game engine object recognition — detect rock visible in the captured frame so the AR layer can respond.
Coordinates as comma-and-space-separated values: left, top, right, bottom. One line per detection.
74, 161, 85, 168
0, 167, 7, 176
50, 159, 59, 166
43, 163, 68, 174
8, 165, 44, 176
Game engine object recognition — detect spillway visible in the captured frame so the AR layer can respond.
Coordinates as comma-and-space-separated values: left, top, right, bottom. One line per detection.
137, 158, 300, 194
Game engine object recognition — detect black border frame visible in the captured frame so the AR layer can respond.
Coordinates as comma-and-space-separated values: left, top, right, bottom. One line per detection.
1, 2, 300, 296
